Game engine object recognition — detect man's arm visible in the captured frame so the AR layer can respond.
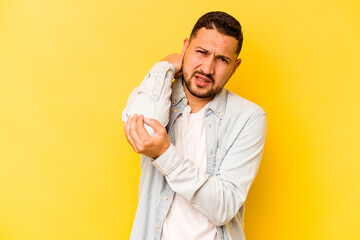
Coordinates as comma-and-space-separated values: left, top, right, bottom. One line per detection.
124, 110, 267, 225
122, 54, 183, 134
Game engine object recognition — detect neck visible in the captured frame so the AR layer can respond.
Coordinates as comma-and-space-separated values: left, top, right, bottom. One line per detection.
182, 81, 213, 113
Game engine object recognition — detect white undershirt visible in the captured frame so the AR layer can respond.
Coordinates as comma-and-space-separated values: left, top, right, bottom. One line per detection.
161, 105, 217, 240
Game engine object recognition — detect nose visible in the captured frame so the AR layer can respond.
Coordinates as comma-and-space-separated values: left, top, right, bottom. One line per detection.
200, 56, 215, 75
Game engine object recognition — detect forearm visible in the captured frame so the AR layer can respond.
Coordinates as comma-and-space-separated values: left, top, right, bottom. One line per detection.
152, 144, 242, 226
151, 113, 267, 225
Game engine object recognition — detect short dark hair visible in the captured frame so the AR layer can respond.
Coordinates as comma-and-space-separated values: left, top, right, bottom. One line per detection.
190, 11, 243, 55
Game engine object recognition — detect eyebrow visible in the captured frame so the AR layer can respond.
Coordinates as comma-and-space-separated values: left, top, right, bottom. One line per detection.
196, 47, 232, 63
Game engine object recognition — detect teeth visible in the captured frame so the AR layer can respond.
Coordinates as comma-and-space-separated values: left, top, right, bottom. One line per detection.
196, 76, 206, 82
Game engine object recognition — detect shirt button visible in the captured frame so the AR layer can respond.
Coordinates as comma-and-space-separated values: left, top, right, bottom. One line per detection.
156, 224, 160, 229
163, 195, 168, 200
182, 98, 186, 103
173, 109, 178, 113
219, 112, 223, 117
173, 100, 176, 104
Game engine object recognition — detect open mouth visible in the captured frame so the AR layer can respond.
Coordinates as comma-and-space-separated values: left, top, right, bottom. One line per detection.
194, 74, 212, 87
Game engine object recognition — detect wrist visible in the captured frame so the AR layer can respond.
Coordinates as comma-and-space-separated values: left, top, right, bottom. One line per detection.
151, 140, 170, 160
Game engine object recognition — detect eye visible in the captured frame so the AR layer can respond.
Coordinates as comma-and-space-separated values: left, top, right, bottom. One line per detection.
220, 57, 229, 64
196, 50, 206, 54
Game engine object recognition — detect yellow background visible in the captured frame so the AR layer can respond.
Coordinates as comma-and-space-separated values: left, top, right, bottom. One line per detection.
1, 0, 359, 239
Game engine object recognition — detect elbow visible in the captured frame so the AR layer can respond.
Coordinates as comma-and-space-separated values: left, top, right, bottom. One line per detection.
212, 216, 232, 227
211, 185, 245, 226
211, 202, 244, 226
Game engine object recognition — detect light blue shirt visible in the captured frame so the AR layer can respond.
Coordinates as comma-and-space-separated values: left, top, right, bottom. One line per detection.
129, 62, 267, 240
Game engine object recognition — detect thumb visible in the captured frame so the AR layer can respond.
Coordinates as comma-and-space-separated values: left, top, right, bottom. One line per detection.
144, 118, 164, 133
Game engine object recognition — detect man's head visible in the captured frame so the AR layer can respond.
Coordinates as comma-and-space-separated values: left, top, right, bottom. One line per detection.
181, 11, 243, 101
190, 11, 243, 55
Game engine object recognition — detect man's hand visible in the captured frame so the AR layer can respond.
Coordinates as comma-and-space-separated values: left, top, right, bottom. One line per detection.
162, 54, 183, 78
124, 114, 171, 159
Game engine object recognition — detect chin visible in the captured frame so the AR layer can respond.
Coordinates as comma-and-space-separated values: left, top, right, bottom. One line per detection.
189, 85, 215, 99
183, 74, 215, 98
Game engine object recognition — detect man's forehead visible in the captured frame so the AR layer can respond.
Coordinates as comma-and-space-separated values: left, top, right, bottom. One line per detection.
189, 28, 239, 57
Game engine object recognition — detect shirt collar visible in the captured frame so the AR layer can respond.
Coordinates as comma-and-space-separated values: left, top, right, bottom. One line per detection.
207, 87, 226, 119
171, 77, 187, 106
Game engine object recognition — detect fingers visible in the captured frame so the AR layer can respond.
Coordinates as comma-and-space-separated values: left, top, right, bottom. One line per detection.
144, 118, 165, 135
135, 115, 151, 142
129, 114, 142, 146
124, 115, 171, 158
161, 53, 183, 74
124, 114, 153, 154
124, 116, 138, 152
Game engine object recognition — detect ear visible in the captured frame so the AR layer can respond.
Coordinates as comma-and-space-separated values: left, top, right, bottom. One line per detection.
181, 38, 189, 56
231, 58, 242, 76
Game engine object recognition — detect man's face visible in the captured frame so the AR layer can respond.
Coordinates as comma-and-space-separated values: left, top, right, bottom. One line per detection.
181, 27, 241, 100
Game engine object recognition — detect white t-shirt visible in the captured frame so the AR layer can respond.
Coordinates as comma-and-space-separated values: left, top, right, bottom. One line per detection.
161, 105, 217, 240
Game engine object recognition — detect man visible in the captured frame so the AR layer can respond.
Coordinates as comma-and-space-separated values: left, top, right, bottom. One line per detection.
124, 11, 267, 240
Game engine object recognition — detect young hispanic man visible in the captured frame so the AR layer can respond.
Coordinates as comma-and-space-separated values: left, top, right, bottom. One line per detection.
123, 11, 267, 240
